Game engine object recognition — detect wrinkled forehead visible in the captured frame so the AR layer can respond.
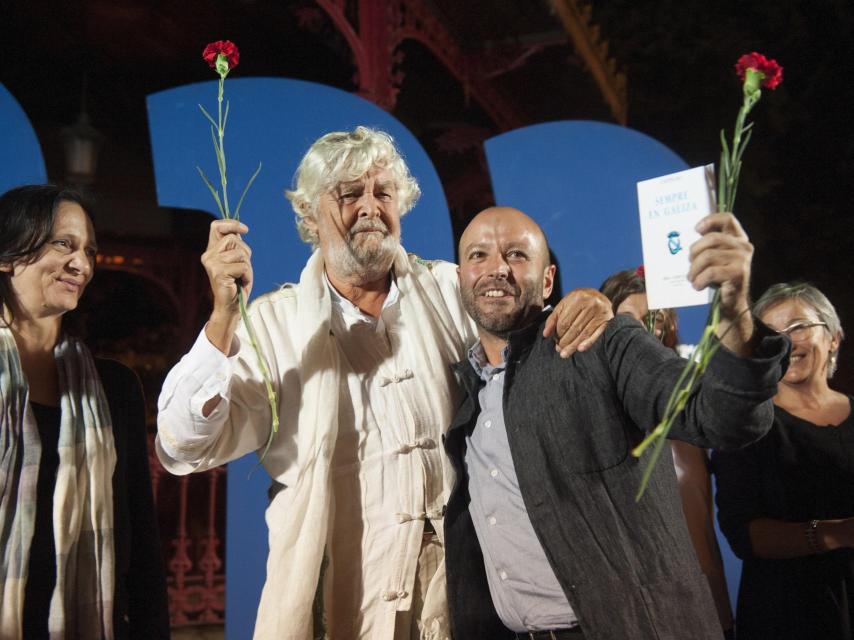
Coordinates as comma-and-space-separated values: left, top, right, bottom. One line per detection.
761, 297, 822, 324
461, 212, 547, 255
329, 166, 397, 192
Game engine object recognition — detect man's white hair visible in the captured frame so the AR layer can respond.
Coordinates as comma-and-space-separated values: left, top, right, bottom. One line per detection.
285, 126, 421, 247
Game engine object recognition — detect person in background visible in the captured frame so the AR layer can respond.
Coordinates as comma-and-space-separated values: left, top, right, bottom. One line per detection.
600, 267, 734, 638
714, 282, 854, 639
0, 185, 169, 639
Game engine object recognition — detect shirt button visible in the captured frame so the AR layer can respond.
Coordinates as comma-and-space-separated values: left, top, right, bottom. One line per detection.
500, 570, 508, 581
488, 516, 497, 526
492, 374, 500, 381
484, 420, 492, 429
490, 469, 498, 478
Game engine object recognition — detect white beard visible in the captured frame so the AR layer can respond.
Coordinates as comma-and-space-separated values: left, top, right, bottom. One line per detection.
324, 220, 400, 284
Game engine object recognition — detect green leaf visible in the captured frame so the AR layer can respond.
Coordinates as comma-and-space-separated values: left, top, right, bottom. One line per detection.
233, 162, 263, 221
235, 287, 280, 467
198, 104, 218, 130
196, 166, 226, 219
734, 129, 754, 168
718, 132, 732, 212
223, 100, 230, 131
208, 125, 222, 158
635, 420, 672, 500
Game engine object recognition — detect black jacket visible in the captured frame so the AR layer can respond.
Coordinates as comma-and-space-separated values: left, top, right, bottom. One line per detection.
98, 358, 171, 639
443, 313, 788, 640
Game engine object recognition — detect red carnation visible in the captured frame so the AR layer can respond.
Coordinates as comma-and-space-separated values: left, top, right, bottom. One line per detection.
203, 40, 240, 71
735, 52, 783, 89
635, 265, 645, 280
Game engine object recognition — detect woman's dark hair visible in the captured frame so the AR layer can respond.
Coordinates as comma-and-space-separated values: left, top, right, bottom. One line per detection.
599, 268, 646, 314
0, 184, 92, 321
600, 267, 679, 349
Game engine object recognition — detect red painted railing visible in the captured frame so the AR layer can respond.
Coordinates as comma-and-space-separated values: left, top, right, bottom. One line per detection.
148, 434, 226, 626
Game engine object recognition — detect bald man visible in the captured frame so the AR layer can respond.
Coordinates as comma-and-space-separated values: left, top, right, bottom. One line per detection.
441, 207, 790, 639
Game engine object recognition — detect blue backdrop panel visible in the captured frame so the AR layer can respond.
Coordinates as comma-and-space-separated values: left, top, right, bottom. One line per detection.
0, 83, 47, 193
147, 77, 452, 638
484, 120, 712, 336
485, 119, 740, 611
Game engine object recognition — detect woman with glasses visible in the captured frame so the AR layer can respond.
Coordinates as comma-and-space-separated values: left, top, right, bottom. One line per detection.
713, 282, 854, 639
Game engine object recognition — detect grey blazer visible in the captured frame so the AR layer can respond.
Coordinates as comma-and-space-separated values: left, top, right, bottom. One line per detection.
443, 313, 789, 640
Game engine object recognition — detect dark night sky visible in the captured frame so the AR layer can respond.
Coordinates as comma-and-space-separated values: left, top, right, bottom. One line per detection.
593, 0, 854, 389
3, 0, 854, 388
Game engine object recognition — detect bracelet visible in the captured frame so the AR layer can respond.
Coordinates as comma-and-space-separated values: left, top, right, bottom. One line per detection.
805, 519, 822, 554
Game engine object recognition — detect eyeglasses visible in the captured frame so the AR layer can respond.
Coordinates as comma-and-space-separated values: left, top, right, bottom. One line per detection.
778, 321, 828, 342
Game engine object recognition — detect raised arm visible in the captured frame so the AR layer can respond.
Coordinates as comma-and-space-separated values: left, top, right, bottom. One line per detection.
155, 219, 275, 473
688, 212, 755, 355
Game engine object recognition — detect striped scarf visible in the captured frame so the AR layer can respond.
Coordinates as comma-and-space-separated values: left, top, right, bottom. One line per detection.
0, 326, 117, 639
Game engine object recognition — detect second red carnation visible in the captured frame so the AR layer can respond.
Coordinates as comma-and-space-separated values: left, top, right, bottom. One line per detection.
735, 52, 783, 89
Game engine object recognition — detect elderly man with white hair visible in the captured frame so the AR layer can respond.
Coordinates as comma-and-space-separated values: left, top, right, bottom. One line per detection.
156, 127, 610, 640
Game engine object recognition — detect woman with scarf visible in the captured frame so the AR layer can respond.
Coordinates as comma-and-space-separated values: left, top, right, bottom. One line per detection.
0, 185, 169, 639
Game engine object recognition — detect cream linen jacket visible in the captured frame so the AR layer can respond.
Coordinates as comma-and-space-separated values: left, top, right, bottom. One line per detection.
156, 247, 476, 639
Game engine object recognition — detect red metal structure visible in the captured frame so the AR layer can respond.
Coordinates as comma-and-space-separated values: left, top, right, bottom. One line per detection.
86, 0, 625, 629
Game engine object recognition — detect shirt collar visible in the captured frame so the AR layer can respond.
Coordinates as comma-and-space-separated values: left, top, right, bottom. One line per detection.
465, 305, 554, 381
324, 270, 400, 330
466, 340, 509, 381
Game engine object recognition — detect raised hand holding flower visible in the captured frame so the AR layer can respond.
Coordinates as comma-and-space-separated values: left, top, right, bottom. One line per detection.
197, 40, 279, 461
631, 52, 782, 499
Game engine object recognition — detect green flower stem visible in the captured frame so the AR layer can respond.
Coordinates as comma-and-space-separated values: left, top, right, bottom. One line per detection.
632, 290, 721, 499
216, 76, 231, 219
633, 78, 765, 499
198, 53, 278, 463
238, 288, 279, 461
645, 310, 657, 334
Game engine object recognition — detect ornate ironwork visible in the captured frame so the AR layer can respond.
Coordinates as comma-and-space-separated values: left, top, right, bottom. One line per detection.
149, 434, 226, 627
314, 0, 525, 129
548, 0, 628, 124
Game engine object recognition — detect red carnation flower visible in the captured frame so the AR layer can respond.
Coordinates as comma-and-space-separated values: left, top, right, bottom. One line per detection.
203, 40, 240, 71
635, 265, 645, 279
735, 52, 783, 89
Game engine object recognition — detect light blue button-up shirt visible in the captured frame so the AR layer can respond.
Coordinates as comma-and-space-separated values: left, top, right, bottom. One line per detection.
464, 341, 578, 632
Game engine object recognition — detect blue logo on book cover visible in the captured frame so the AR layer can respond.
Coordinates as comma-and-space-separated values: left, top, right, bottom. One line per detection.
667, 231, 682, 255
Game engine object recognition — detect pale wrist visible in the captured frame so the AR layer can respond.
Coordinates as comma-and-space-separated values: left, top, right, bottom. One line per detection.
820, 519, 852, 552
205, 312, 239, 355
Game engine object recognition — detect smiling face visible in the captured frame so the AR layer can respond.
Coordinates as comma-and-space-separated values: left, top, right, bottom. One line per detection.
3, 201, 97, 322
760, 297, 839, 385
309, 166, 402, 283
458, 207, 555, 337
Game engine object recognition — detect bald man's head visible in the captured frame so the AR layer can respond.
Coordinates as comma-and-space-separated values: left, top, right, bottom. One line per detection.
458, 206, 555, 338
459, 207, 550, 268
